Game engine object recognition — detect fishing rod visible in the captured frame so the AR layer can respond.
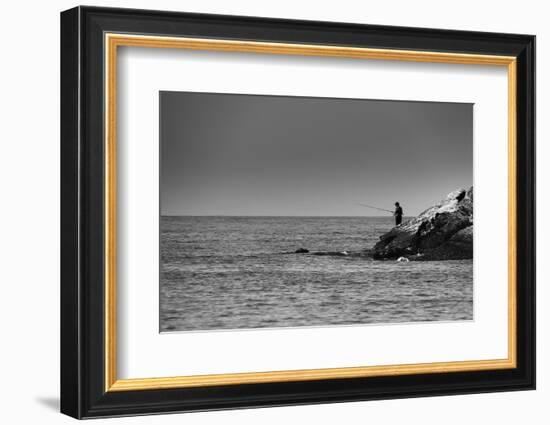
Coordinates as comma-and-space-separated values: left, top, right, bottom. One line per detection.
356, 202, 393, 213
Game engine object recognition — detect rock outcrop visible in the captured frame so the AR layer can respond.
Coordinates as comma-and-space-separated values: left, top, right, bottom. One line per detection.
372, 187, 473, 260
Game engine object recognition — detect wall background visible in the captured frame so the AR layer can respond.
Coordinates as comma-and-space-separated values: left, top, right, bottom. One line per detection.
0, 0, 544, 423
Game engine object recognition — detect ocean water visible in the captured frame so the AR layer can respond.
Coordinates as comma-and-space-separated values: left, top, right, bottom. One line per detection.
160, 216, 473, 332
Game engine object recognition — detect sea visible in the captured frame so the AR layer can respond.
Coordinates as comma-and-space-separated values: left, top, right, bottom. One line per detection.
160, 216, 473, 332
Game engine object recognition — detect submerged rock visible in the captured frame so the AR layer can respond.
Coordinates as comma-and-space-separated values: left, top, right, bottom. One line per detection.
372, 187, 473, 261
313, 250, 350, 257
295, 248, 366, 257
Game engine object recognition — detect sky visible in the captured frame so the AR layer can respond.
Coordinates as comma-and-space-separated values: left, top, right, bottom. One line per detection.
160, 91, 472, 217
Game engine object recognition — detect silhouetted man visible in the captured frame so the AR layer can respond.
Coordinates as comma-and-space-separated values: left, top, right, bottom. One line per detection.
394, 202, 403, 226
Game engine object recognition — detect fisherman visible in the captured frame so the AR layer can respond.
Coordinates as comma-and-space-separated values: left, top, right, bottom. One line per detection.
355, 201, 404, 226
394, 202, 403, 226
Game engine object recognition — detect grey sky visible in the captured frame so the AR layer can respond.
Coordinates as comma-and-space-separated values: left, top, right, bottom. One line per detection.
160, 91, 472, 216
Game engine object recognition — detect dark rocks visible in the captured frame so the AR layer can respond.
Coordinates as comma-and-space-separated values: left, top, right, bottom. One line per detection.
372, 187, 473, 261
293, 187, 473, 261
416, 226, 473, 260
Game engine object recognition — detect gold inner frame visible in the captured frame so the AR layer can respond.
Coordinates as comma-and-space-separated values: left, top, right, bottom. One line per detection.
104, 33, 518, 392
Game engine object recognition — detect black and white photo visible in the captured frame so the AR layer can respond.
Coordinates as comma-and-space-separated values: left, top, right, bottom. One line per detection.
160, 92, 474, 332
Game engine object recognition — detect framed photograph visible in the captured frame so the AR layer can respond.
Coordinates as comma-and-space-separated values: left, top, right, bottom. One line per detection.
60, 6, 535, 419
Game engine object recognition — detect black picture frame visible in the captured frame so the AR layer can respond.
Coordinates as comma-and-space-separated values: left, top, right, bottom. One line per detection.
61, 5, 535, 419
